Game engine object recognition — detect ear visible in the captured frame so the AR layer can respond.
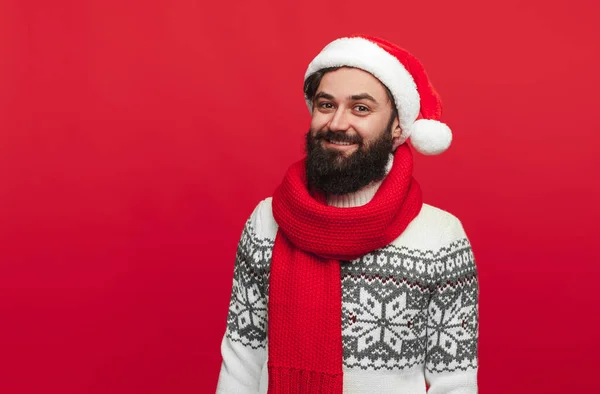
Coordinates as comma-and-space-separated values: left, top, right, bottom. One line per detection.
391, 119, 404, 150
392, 123, 402, 139
390, 115, 402, 139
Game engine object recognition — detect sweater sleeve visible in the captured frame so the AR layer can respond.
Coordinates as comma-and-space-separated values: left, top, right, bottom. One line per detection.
424, 217, 479, 394
216, 200, 274, 394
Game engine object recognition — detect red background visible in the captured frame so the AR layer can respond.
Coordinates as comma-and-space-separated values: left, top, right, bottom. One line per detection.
1, 0, 599, 393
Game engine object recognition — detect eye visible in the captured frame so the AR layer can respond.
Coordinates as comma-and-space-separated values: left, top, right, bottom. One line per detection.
318, 102, 334, 109
354, 105, 369, 113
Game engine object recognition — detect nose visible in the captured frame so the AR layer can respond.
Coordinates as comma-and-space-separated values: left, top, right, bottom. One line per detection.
329, 107, 351, 132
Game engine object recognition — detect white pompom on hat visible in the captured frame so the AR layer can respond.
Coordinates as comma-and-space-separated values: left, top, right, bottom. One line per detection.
304, 35, 452, 155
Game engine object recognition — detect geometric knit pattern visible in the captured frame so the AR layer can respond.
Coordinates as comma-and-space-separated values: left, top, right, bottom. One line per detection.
225, 219, 478, 373
225, 218, 272, 349
341, 240, 478, 372
425, 239, 478, 373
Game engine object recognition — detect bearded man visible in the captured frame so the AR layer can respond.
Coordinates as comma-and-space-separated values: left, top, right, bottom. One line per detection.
216, 35, 479, 394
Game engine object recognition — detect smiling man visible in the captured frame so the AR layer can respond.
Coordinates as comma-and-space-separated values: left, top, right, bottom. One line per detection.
216, 35, 479, 394
305, 67, 400, 198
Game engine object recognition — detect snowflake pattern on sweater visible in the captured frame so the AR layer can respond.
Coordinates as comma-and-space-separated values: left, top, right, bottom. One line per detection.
225, 223, 272, 350
225, 214, 479, 375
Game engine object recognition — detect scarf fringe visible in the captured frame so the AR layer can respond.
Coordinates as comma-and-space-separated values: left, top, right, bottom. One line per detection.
268, 366, 343, 394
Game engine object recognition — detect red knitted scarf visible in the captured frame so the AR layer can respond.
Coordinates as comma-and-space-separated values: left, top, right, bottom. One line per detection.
268, 144, 423, 393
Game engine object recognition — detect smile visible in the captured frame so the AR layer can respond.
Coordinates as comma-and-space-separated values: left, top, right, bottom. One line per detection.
327, 140, 354, 146
322, 139, 359, 152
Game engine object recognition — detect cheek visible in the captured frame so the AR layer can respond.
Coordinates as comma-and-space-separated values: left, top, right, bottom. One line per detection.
310, 111, 330, 130
364, 116, 390, 134
353, 119, 382, 139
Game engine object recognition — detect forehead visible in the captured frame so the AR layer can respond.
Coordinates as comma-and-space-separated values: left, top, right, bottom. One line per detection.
316, 67, 389, 101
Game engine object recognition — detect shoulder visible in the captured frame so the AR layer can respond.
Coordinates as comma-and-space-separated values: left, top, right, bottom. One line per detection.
416, 203, 466, 235
393, 203, 469, 251
246, 197, 278, 241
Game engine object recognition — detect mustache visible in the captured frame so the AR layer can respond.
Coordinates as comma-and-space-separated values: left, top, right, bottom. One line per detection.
313, 130, 363, 145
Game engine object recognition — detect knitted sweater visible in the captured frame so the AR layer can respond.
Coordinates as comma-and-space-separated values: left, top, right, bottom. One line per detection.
216, 173, 479, 393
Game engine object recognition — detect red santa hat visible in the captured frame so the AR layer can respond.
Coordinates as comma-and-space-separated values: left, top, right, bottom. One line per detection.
304, 35, 452, 155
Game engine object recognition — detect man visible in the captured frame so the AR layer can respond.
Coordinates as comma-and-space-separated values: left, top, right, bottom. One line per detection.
216, 35, 479, 394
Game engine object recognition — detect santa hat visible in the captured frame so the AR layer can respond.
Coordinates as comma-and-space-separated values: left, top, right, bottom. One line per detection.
304, 35, 452, 155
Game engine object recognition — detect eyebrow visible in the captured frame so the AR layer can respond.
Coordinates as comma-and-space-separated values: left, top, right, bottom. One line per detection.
314, 91, 379, 104
314, 92, 335, 101
350, 93, 378, 104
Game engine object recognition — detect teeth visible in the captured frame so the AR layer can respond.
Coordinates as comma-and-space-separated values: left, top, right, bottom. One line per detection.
330, 140, 352, 146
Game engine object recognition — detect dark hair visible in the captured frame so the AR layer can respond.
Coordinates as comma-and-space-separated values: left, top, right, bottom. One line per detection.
303, 67, 399, 120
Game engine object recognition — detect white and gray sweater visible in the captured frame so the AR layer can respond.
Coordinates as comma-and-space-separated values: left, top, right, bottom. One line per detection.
216, 170, 479, 394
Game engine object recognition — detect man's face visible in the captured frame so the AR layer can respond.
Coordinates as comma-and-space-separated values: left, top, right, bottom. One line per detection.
305, 67, 401, 195
309, 67, 400, 157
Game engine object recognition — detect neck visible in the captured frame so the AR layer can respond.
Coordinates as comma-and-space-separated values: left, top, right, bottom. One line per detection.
326, 154, 394, 208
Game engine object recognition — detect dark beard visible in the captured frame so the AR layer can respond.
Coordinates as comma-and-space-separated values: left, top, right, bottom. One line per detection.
305, 122, 394, 196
